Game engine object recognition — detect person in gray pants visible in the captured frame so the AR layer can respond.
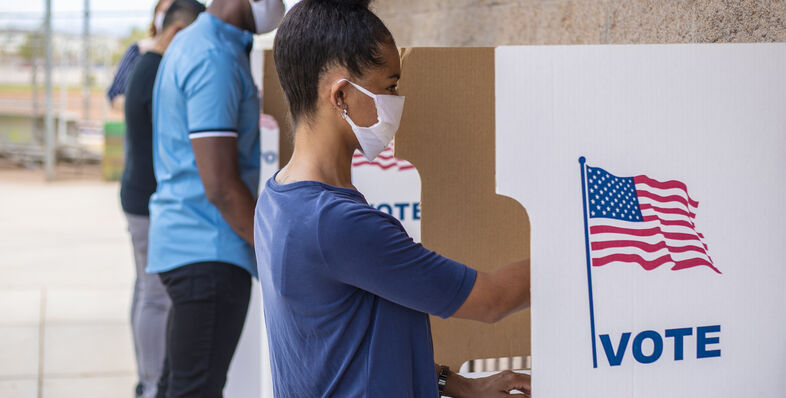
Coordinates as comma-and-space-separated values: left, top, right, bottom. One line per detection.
120, 1, 205, 396
125, 215, 170, 398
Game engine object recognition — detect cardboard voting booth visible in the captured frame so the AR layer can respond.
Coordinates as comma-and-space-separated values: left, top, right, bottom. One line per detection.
261, 44, 786, 396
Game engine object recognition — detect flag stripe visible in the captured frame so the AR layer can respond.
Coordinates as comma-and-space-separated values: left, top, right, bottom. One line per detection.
589, 225, 703, 241
671, 258, 721, 272
591, 240, 708, 254
589, 233, 705, 247
591, 237, 710, 256
351, 144, 413, 171
635, 186, 698, 212
590, 218, 701, 236
636, 190, 695, 211
639, 203, 696, 218
641, 215, 695, 229
591, 253, 720, 273
353, 153, 396, 160
633, 175, 699, 207
591, 247, 712, 264
352, 160, 400, 170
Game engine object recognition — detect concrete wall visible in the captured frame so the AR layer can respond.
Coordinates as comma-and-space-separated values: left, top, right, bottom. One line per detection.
373, 0, 786, 46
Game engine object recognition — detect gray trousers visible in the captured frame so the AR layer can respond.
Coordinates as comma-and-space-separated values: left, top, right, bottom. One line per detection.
127, 213, 171, 398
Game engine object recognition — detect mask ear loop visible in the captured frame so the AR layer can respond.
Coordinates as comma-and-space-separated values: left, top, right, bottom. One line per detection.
336, 79, 376, 99
335, 79, 375, 130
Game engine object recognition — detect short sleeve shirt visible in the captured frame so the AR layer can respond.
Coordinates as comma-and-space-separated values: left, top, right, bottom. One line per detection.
148, 13, 260, 276
254, 176, 477, 397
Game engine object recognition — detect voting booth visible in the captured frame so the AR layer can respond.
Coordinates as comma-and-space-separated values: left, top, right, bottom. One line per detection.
260, 44, 786, 397
494, 44, 786, 397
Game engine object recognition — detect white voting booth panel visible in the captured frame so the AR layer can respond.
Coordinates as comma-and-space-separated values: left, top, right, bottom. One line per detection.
351, 142, 422, 243
496, 44, 786, 397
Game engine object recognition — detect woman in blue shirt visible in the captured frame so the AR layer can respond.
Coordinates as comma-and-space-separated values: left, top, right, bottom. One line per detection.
255, 0, 532, 397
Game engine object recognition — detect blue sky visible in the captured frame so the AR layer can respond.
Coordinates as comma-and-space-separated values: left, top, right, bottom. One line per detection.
0, 0, 299, 37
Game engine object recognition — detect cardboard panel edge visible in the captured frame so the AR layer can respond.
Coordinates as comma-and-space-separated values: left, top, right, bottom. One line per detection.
396, 47, 532, 370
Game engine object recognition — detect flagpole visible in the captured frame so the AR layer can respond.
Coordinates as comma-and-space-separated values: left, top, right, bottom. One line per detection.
579, 156, 598, 368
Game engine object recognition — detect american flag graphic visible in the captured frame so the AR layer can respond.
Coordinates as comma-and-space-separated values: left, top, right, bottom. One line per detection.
352, 142, 415, 171
583, 164, 720, 274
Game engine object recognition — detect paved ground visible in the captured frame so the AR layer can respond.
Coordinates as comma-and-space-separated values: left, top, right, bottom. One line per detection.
0, 166, 136, 398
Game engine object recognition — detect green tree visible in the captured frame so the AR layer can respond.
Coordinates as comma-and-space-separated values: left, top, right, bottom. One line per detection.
18, 32, 44, 63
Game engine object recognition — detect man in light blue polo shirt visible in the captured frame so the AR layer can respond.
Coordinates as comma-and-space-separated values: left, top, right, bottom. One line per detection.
148, 0, 284, 396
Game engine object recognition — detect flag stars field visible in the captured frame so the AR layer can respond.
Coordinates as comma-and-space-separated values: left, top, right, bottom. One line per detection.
583, 165, 715, 272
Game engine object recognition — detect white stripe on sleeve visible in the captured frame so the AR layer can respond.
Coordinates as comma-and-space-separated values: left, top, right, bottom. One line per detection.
189, 131, 239, 139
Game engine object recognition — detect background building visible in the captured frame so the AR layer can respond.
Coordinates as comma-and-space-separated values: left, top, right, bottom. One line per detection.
374, 0, 786, 46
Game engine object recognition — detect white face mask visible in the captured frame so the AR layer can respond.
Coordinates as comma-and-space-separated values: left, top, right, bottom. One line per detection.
153, 11, 165, 34
248, 0, 285, 34
338, 79, 405, 161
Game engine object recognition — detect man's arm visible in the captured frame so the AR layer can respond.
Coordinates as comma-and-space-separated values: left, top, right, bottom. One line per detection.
452, 260, 530, 323
192, 136, 255, 245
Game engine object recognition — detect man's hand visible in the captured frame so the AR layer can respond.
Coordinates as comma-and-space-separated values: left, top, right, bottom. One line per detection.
444, 370, 531, 397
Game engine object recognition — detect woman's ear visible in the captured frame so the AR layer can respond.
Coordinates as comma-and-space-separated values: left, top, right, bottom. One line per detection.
329, 79, 349, 115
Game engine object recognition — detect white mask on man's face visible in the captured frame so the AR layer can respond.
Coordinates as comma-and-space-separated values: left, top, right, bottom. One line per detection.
338, 79, 406, 161
154, 11, 165, 34
248, 0, 285, 34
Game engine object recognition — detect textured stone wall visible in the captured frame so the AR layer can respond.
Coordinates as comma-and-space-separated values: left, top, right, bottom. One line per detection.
373, 0, 786, 46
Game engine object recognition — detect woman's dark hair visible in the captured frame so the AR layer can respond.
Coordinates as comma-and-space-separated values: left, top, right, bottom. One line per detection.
273, 0, 395, 125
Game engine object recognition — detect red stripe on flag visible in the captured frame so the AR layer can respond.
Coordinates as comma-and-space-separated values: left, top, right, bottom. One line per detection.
352, 160, 413, 171
670, 258, 722, 273
634, 175, 699, 207
352, 161, 397, 170
592, 253, 720, 273
639, 215, 709, 251
591, 240, 708, 255
636, 190, 696, 210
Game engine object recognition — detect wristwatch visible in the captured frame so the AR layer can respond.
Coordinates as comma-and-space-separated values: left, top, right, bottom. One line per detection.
437, 365, 450, 395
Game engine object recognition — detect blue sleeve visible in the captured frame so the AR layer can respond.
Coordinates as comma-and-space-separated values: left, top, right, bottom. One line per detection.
318, 202, 477, 318
107, 44, 140, 101
182, 52, 243, 139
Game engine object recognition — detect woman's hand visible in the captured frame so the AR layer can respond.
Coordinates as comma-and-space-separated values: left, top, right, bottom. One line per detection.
444, 370, 531, 397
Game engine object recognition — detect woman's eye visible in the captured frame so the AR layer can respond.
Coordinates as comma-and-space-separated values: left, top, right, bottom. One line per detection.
387, 85, 398, 94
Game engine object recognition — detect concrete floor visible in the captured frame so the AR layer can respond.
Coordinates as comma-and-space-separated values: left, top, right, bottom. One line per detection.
0, 169, 136, 397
